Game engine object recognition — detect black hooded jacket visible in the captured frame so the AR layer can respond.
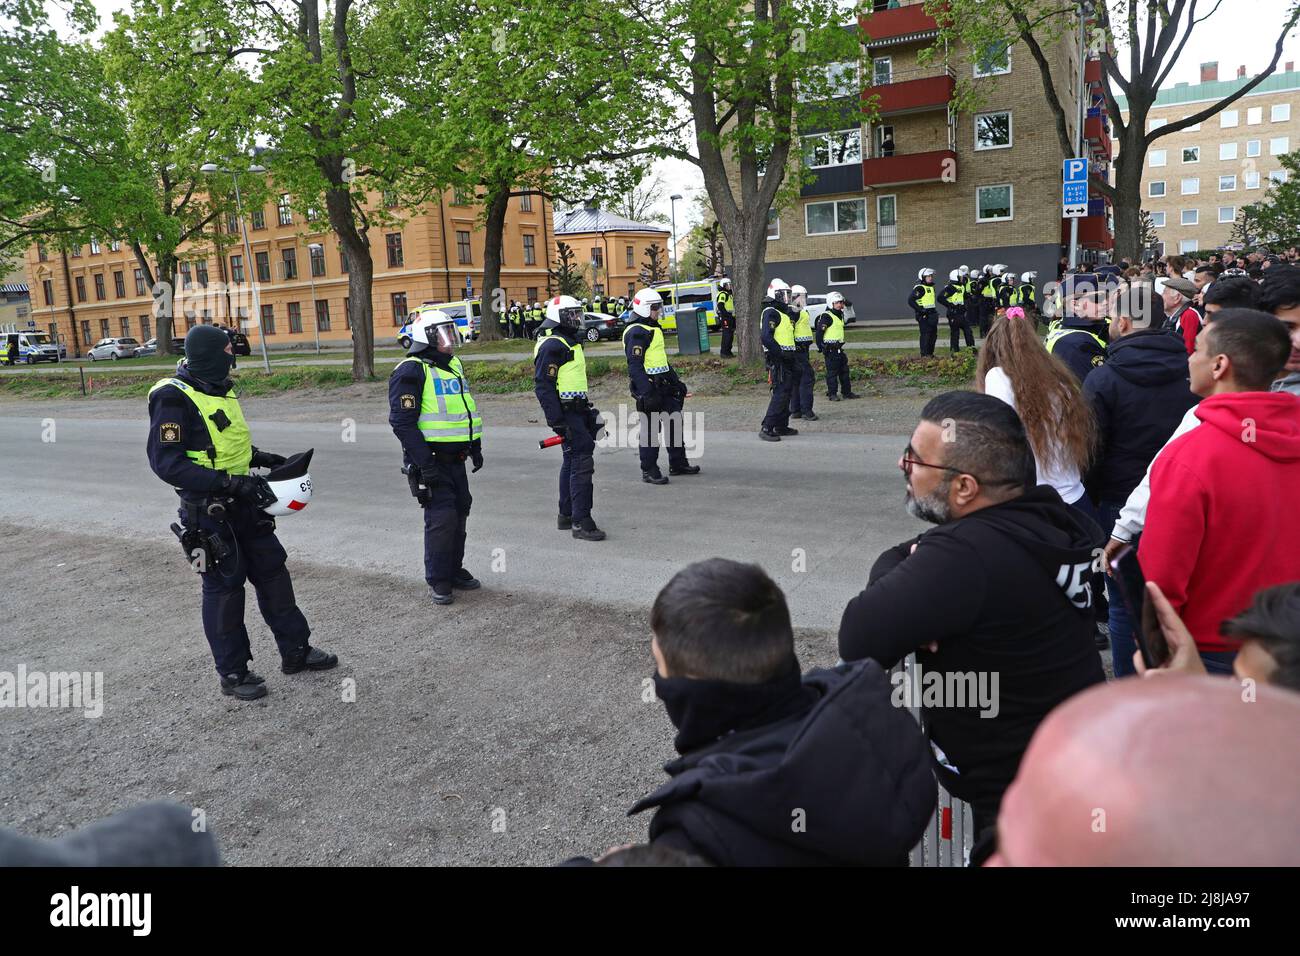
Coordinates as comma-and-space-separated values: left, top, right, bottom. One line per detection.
629, 660, 936, 866
837, 487, 1105, 816
1082, 329, 1198, 503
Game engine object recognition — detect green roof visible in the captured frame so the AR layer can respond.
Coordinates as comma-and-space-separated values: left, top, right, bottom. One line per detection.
1115, 69, 1300, 111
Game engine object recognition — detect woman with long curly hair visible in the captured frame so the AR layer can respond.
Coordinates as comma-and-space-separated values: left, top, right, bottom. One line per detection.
975, 311, 1097, 514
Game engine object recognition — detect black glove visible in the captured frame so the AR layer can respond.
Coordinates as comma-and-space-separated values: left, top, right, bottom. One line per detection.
637, 390, 664, 413
550, 423, 567, 438
674, 379, 688, 401
225, 474, 276, 509
419, 463, 441, 489
250, 448, 287, 469
470, 441, 484, 473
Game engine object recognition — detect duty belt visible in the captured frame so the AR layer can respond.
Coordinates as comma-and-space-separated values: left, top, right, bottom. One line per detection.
560, 395, 590, 408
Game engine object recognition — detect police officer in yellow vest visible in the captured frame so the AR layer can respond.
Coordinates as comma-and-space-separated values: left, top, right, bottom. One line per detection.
814, 291, 857, 400
907, 268, 939, 357
1046, 273, 1110, 383
624, 287, 701, 484
146, 324, 337, 701
388, 310, 484, 606
716, 276, 736, 357
938, 269, 975, 353
535, 295, 606, 541
786, 284, 819, 421
760, 278, 800, 441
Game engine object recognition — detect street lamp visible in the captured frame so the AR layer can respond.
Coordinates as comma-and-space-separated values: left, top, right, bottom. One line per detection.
670, 193, 682, 324
307, 242, 323, 354
199, 161, 271, 371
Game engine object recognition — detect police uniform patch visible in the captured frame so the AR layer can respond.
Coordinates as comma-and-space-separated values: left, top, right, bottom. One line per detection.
1091, 355, 1105, 368
400, 393, 417, 410
546, 363, 558, 378
160, 422, 181, 443
632, 345, 643, 357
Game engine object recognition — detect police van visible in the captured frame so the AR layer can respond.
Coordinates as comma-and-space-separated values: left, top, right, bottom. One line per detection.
647, 280, 723, 334
398, 299, 481, 347
1, 327, 63, 364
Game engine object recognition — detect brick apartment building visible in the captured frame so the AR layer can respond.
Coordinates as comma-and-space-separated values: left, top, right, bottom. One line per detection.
551, 206, 672, 301
1121, 62, 1300, 257
22, 186, 558, 356
745, 0, 1112, 320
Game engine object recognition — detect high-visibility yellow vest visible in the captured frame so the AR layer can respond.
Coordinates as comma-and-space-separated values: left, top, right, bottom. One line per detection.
947, 284, 965, 306
623, 322, 671, 374
717, 290, 733, 314
914, 284, 936, 309
534, 334, 588, 398
823, 310, 846, 343
794, 308, 814, 343
397, 356, 482, 443
982, 278, 997, 299
772, 309, 796, 350
149, 377, 251, 475
1046, 326, 1106, 354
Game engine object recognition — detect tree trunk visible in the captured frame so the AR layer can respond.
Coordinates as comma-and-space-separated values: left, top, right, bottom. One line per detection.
478, 181, 510, 342
731, 224, 767, 364
1112, 137, 1145, 261
327, 187, 374, 380
154, 253, 179, 355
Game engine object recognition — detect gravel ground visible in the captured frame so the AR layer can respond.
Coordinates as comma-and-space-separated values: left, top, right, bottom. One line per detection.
0, 523, 837, 866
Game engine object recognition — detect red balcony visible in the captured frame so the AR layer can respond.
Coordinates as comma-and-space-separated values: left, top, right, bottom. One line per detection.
1086, 116, 1113, 160
1062, 215, 1114, 250
863, 67, 955, 116
860, 1, 942, 45
862, 149, 957, 187
1084, 59, 1102, 84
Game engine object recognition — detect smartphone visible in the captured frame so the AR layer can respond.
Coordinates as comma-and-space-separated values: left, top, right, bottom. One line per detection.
1108, 544, 1168, 669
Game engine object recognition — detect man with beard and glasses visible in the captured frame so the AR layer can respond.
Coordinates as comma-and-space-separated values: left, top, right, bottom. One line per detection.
838, 391, 1105, 857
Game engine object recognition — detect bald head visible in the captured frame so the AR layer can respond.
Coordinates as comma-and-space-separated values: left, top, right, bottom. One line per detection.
991, 677, 1300, 866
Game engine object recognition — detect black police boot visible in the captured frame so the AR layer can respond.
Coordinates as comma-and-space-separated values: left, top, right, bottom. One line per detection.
791, 411, 804, 419
281, 646, 339, 674
843, 392, 861, 399
669, 463, 700, 476
760, 428, 781, 442
828, 394, 841, 402
803, 412, 820, 422
220, 671, 268, 701
430, 583, 454, 605
776, 426, 799, 436
557, 514, 572, 531
572, 517, 607, 542
641, 470, 669, 485
453, 569, 481, 590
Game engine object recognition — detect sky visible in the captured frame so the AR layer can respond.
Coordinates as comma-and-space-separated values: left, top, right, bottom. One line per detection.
71, 0, 1300, 234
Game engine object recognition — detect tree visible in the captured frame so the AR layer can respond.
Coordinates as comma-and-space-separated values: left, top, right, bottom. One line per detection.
1138, 208, 1156, 255
927, 0, 1300, 260
1231, 206, 1265, 250
641, 242, 668, 284
549, 240, 589, 298
609, 170, 671, 226
1241, 152, 1300, 248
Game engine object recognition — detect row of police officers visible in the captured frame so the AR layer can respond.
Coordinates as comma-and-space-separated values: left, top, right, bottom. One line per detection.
909, 264, 1039, 356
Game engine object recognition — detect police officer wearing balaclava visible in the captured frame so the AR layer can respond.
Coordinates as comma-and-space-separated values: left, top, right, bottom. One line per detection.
146, 324, 337, 701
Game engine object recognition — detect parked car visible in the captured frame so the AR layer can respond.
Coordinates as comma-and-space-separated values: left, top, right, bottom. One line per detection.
805, 293, 858, 325
88, 337, 141, 360
133, 337, 186, 358
579, 311, 626, 343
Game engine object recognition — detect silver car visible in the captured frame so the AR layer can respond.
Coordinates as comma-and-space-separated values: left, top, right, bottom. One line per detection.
88, 337, 141, 360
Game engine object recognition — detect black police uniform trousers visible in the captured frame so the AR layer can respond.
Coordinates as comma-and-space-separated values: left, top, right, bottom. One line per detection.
637, 376, 689, 473
761, 354, 796, 432
718, 315, 735, 356
976, 298, 993, 337
915, 308, 938, 356
185, 500, 310, 677
822, 344, 852, 397
946, 308, 975, 351
422, 452, 472, 589
558, 402, 597, 522
787, 344, 816, 414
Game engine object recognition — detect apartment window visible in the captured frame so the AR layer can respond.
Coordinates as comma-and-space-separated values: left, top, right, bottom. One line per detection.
1270, 136, 1290, 155
338, 244, 349, 274
766, 207, 780, 240
975, 184, 1013, 223
134, 269, 146, 295
1184, 121, 1201, 132
826, 61, 859, 97
1245, 170, 1262, 189
195, 261, 209, 287
1221, 110, 1239, 128
255, 251, 270, 282
70, 244, 82, 258
526, 287, 538, 303
827, 265, 857, 285
1270, 169, 1291, 185
74, 276, 86, 302
1220, 142, 1238, 161
89, 238, 101, 255
1218, 206, 1236, 223
802, 129, 862, 167
113, 271, 125, 297
201, 310, 212, 325
93, 274, 105, 300
315, 300, 330, 332
1182, 146, 1200, 164
1148, 118, 1168, 132
1149, 150, 1167, 167
260, 303, 275, 334
1272, 103, 1291, 122
591, 246, 603, 267
452, 186, 471, 206
386, 233, 404, 268
230, 255, 244, 283
519, 193, 533, 212
119, 317, 129, 337
524, 234, 537, 266
80, 320, 90, 343
973, 41, 1010, 77
391, 292, 408, 326
1181, 177, 1200, 195
99, 318, 109, 338
288, 301, 302, 334
280, 248, 297, 280
873, 56, 892, 85
1181, 209, 1199, 226
627, 282, 636, 297
42, 279, 54, 305
456, 230, 471, 264
1247, 139, 1261, 157
1150, 211, 1166, 227
1149, 180, 1166, 197
179, 261, 192, 288
1247, 106, 1263, 125
974, 111, 1013, 150
1179, 239, 1199, 253
37, 242, 48, 261
383, 190, 398, 208
109, 240, 119, 251
307, 244, 324, 277
806, 198, 867, 235
1219, 174, 1237, 191
625, 244, 634, 268
139, 316, 151, 340
251, 209, 266, 230
306, 206, 319, 222
184, 312, 196, 330
227, 214, 239, 234
277, 194, 292, 225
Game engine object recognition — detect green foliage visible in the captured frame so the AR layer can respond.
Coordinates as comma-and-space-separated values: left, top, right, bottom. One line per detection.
550, 241, 590, 299
1241, 152, 1300, 248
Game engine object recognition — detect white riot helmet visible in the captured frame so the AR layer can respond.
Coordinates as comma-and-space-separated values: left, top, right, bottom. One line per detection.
982, 264, 994, 274
1021, 271, 1037, 283
993, 263, 1008, 274
1001, 272, 1016, 285
630, 287, 664, 319
825, 291, 846, 309
958, 265, 970, 277
918, 268, 935, 281
718, 277, 731, 290
767, 277, 791, 304
261, 449, 314, 517
949, 269, 962, 282
543, 294, 585, 331
406, 308, 459, 352
790, 283, 807, 306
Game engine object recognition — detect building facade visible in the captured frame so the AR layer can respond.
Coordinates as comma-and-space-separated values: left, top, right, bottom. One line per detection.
1, 266, 31, 331
737, 0, 1109, 320
1121, 62, 1300, 256
551, 206, 672, 301
22, 186, 556, 356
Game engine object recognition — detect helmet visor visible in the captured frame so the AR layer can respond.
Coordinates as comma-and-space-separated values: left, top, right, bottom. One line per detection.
433, 323, 459, 351
559, 306, 584, 327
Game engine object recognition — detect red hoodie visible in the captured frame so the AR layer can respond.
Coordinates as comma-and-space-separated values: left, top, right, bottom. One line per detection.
1139, 391, 1300, 652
